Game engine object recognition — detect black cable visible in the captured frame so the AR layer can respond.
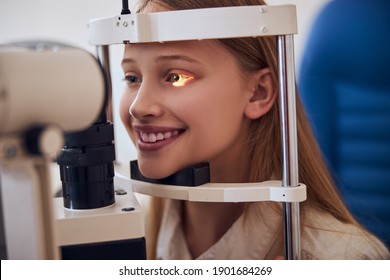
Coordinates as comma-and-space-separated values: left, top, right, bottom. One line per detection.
121, 0, 131, 14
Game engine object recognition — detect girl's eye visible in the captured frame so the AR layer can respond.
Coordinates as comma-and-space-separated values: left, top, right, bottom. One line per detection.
167, 73, 194, 87
123, 75, 142, 84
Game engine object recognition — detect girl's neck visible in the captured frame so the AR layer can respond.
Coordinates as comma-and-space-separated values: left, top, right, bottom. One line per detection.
182, 201, 244, 259
182, 136, 249, 258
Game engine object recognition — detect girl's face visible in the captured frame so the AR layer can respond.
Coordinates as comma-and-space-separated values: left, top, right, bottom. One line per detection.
120, 39, 257, 181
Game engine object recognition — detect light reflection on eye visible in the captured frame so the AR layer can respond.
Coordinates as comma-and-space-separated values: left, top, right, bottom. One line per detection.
168, 73, 194, 87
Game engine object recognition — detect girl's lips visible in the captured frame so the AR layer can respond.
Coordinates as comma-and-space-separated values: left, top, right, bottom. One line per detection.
133, 125, 185, 151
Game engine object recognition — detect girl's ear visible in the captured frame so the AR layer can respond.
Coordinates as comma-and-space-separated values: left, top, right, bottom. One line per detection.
244, 68, 277, 120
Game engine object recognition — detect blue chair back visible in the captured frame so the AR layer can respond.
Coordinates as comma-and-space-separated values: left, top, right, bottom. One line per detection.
298, 0, 390, 247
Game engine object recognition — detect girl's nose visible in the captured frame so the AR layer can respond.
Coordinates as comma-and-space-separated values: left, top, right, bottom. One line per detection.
129, 82, 164, 120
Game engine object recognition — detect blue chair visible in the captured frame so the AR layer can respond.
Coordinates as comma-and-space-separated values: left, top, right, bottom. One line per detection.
298, 0, 390, 247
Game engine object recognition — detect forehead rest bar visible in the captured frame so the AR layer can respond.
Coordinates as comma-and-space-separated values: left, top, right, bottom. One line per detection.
88, 5, 297, 45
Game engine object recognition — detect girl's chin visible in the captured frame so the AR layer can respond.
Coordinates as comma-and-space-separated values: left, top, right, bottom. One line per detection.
138, 164, 178, 180
137, 158, 205, 180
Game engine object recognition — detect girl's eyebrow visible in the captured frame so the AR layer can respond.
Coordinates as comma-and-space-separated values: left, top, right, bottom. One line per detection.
121, 57, 136, 66
154, 55, 202, 64
121, 55, 202, 66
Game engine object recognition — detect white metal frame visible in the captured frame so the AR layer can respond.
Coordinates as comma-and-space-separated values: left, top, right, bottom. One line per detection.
88, 5, 297, 45
131, 180, 306, 203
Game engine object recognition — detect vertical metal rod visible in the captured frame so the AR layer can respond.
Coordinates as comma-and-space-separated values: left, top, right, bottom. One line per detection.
277, 34, 301, 260
96, 45, 113, 121
96, 45, 111, 79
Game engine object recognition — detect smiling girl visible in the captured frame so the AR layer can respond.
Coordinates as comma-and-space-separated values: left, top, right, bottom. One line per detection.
119, 0, 389, 260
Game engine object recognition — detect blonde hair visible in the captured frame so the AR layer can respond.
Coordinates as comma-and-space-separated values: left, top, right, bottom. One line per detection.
136, 0, 362, 259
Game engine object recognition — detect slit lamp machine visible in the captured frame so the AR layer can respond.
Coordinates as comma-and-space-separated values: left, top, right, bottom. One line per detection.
0, 2, 305, 260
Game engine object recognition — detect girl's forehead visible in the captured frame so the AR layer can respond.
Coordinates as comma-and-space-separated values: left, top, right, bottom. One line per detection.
126, 40, 205, 52
122, 39, 243, 76
124, 40, 229, 61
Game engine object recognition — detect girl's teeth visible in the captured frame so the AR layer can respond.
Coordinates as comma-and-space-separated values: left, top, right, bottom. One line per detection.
164, 132, 172, 138
142, 133, 149, 142
156, 133, 164, 141
141, 131, 180, 143
149, 133, 157, 143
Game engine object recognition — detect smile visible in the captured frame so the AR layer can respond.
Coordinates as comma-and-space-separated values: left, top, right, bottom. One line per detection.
140, 130, 180, 143
133, 125, 186, 152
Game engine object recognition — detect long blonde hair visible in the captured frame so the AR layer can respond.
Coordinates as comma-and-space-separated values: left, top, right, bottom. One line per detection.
135, 0, 359, 259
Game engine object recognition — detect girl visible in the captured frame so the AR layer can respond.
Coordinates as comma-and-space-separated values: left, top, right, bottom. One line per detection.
119, 0, 389, 259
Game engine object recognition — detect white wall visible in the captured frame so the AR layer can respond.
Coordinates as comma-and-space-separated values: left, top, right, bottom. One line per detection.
0, 0, 329, 168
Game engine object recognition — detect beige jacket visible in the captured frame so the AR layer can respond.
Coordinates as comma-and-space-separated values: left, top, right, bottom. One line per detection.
156, 199, 389, 260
